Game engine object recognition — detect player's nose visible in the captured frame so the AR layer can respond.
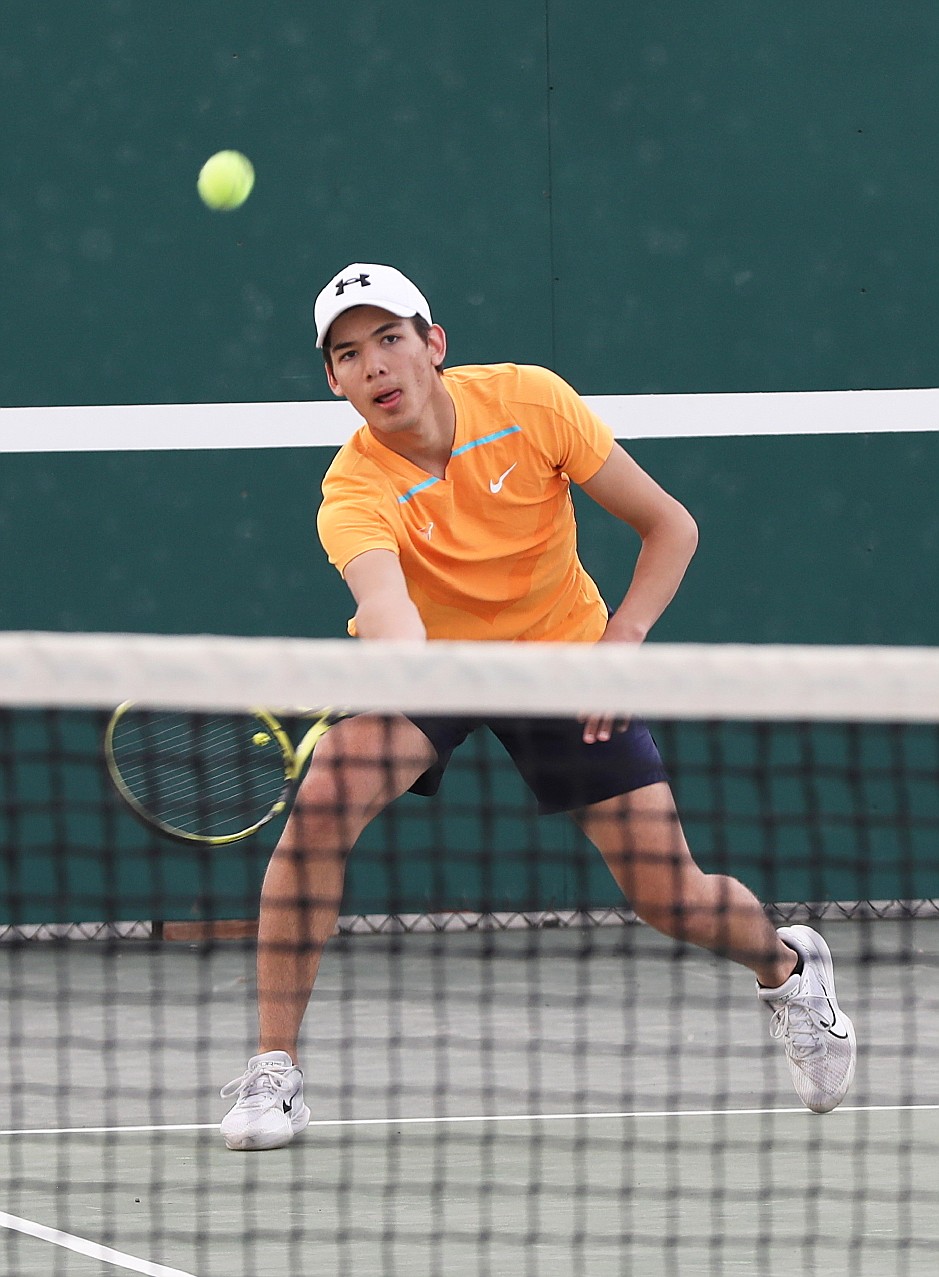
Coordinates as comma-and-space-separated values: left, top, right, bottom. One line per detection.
364, 346, 389, 378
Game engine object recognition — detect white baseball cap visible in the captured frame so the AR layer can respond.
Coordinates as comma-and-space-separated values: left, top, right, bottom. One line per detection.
314, 263, 433, 348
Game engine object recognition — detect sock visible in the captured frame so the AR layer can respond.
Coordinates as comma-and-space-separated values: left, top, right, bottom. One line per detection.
758, 944, 803, 989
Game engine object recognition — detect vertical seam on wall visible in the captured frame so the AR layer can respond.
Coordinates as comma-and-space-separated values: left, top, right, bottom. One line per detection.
544, 0, 557, 369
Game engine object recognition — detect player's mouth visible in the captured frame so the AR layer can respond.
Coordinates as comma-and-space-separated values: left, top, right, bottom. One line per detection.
373, 389, 402, 410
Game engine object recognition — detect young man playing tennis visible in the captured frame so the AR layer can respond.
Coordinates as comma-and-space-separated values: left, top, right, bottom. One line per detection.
220, 263, 857, 1150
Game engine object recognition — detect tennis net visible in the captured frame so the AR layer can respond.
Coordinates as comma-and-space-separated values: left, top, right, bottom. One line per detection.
1, 631, 937, 1276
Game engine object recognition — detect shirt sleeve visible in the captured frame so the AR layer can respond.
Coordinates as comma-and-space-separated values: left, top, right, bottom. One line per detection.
511, 365, 615, 483
316, 467, 400, 576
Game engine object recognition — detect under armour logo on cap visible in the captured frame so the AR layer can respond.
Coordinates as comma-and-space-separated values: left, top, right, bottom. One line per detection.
314, 262, 433, 348
335, 273, 371, 296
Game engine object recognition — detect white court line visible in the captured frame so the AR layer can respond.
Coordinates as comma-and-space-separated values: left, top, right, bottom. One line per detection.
0, 1210, 197, 1277
303, 1102, 939, 1126
1, 1101, 937, 1139
0, 1122, 212, 1137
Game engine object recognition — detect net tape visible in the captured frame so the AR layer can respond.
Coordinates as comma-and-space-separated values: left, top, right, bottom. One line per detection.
2, 630, 939, 720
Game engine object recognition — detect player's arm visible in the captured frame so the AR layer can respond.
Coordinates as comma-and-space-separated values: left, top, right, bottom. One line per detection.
343, 549, 427, 640
576, 443, 697, 743
579, 441, 698, 645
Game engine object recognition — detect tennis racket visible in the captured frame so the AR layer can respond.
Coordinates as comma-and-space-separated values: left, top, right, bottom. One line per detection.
104, 703, 344, 845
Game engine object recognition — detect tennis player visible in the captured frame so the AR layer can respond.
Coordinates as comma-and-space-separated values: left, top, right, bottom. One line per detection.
220, 263, 857, 1150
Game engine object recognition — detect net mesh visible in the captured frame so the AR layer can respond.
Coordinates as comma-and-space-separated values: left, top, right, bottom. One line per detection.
1, 632, 937, 1276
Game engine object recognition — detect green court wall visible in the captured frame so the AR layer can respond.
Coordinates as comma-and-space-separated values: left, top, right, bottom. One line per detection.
4, 3, 939, 404
2, 3, 938, 925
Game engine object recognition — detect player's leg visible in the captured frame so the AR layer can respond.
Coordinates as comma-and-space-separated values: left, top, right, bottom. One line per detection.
573, 782, 856, 1112
221, 713, 435, 1150
573, 782, 792, 981
257, 713, 436, 1058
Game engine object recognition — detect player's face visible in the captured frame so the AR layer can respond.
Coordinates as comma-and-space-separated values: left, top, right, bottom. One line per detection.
325, 306, 448, 434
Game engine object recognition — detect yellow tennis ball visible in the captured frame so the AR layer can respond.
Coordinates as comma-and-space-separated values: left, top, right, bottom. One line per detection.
197, 150, 255, 211
252, 731, 271, 747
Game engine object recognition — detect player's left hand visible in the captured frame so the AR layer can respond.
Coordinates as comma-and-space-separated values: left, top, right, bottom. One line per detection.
581, 617, 643, 742
580, 713, 630, 745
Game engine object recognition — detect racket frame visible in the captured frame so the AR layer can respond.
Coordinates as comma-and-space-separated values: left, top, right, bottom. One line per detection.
103, 702, 338, 845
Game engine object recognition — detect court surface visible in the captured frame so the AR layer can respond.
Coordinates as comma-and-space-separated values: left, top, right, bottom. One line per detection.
2, 918, 937, 1276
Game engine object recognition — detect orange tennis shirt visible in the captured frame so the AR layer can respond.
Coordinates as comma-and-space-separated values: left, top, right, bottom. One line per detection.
317, 363, 615, 642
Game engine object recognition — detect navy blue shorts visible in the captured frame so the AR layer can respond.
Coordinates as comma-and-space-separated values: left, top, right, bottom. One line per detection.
405, 715, 668, 815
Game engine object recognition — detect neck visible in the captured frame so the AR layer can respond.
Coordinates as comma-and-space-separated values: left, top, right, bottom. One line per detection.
369, 378, 456, 478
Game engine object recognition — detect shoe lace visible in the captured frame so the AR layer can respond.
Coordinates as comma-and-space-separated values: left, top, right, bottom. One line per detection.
769, 996, 827, 1060
220, 1059, 295, 1104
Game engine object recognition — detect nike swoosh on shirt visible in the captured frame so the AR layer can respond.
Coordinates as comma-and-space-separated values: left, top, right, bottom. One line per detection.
489, 462, 518, 494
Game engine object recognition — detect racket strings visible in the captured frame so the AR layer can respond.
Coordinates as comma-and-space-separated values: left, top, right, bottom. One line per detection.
111, 713, 287, 837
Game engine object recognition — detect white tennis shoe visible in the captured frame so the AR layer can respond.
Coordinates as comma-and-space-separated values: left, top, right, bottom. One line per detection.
220, 1051, 311, 1151
758, 924, 857, 1114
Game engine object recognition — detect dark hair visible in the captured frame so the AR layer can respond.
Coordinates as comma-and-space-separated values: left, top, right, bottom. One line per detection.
323, 311, 444, 374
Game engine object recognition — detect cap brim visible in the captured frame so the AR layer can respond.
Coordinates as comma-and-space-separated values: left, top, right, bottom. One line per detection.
315, 299, 421, 348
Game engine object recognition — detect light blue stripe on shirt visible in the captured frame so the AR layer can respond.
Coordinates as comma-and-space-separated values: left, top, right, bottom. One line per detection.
397, 475, 441, 503
397, 425, 521, 503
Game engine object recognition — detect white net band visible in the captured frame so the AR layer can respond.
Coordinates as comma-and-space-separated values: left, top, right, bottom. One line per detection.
1, 630, 938, 721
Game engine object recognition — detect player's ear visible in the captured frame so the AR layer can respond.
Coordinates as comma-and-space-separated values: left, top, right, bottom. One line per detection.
427, 323, 447, 368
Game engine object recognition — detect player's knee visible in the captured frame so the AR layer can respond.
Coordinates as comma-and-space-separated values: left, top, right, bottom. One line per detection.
631, 896, 695, 938
290, 774, 380, 843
